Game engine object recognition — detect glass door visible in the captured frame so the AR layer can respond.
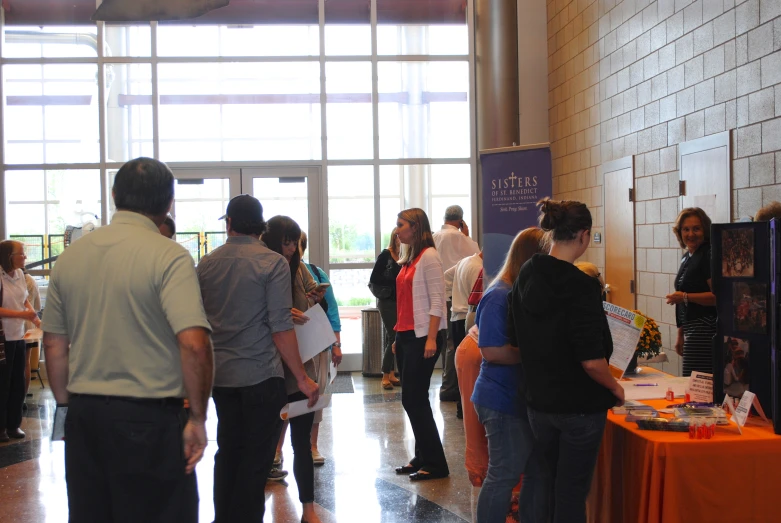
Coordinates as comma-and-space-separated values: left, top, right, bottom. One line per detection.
241, 167, 323, 266
170, 169, 241, 263
243, 167, 367, 370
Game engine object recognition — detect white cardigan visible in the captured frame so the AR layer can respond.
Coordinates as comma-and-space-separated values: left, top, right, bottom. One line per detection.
407, 248, 448, 338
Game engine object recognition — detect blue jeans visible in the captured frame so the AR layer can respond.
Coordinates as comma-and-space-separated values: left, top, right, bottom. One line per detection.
475, 404, 533, 523
521, 408, 607, 523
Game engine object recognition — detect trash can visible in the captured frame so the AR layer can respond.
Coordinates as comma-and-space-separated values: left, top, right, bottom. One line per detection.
361, 308, 384, 377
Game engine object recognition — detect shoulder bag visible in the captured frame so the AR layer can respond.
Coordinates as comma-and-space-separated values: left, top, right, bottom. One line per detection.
368, 255, 396, 300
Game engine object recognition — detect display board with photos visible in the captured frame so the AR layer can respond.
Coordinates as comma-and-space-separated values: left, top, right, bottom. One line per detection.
769, 220, 781, 435
711, 222, 771, 420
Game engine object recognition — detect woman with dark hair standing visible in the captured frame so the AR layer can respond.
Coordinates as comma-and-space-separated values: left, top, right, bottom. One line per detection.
0, 240, 40, 442
665, 207, 717, 377
509, 198, 623, 523
369, 227, 402, 389
392, 208, 449, 481
261, 216, 325, 523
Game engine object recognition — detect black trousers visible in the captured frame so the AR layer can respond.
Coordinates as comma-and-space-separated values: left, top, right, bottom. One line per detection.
0, 340, 27, 431
65, 394, 198, 523
377, 298, 398, 374
395, 329, 449, 473
440, 301, 459, 400
212, 377, 287, 523
450, 319, 467, 357
288, 391, 316, 503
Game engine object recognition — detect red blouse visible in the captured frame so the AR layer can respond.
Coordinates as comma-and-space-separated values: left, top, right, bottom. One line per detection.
394, 248, 427, 332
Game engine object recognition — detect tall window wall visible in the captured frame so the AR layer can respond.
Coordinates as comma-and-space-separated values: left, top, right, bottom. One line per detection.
1, 0, 475, 356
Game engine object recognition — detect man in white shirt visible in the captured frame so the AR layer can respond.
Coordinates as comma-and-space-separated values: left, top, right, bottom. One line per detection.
433, 205, 481, 273
444, 251, 483, 417
433, 205, 480, 402
445, 252, 483, 348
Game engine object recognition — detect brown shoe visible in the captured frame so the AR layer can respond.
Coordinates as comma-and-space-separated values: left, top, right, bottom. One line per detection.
381, 376, 393, 390
389, 374, 401, 386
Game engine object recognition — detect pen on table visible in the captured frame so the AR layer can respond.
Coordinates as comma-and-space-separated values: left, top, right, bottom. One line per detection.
632, 383, 659, 387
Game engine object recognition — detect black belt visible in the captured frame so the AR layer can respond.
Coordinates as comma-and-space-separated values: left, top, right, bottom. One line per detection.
71, 393, 183, 407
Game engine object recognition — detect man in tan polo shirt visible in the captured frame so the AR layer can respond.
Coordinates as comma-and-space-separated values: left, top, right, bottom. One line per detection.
42, 157, 214, 523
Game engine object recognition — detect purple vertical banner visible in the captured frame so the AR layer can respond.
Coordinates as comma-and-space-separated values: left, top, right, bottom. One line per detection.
480, 145, 552, 279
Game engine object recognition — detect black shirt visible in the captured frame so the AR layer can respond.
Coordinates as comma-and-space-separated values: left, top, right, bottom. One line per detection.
369, 249, 401, 300
508, 254, 617, 414
674, 242, 716, 327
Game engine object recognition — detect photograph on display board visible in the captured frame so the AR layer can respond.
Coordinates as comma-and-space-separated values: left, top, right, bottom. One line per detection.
722, 228, 754, 277
732, 282, 767, 334
723, 336, 750, 398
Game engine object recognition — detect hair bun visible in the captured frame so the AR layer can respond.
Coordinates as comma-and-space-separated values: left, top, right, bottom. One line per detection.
538, 197, 563, 231
536, 198, 592, 241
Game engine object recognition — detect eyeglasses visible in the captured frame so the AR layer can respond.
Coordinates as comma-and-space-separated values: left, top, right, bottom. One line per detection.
11, 252, 26, 257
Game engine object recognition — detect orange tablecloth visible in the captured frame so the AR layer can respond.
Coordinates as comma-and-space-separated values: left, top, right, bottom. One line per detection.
587, 398, 781, 523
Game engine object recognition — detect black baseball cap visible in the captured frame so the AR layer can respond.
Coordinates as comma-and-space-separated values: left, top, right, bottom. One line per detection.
219, 194, 264, 231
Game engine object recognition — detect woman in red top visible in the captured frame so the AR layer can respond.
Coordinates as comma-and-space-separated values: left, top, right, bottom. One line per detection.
392, 208, 449, 481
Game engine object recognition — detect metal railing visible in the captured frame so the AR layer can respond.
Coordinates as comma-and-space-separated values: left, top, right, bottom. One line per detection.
175, 231, 226, 263
47, 234, 65, 269
175, 232, 202, 262
11, 235, 44, 266
205, 231, 226, 253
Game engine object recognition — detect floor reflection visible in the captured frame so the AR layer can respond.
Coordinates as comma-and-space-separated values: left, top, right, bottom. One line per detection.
0, 371, 471, 523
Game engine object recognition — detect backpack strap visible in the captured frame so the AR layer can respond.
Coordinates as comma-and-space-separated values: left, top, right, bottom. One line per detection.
308, 263, 323, 284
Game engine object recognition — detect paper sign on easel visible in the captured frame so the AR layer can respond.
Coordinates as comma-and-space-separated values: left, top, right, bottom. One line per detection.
688, 372, 714, 402
604, 303, 647, 379
722, 391, 768, 434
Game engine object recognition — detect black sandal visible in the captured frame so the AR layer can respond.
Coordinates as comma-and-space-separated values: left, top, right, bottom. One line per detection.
395, 463, 420, 474
409, 468, 449, 481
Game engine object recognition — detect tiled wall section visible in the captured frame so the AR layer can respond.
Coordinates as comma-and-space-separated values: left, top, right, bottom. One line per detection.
547, 0, 781, 375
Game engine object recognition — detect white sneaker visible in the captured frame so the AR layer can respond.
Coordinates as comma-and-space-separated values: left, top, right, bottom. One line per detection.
273, 450, 283, 467
312, 448, 325, 466
267, 467, 288, 481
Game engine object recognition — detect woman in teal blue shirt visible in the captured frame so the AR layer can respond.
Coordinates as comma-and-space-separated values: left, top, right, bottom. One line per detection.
300, 231, 342, 466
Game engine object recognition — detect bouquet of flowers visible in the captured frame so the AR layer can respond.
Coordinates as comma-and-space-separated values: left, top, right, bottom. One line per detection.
632, 310, 662, 359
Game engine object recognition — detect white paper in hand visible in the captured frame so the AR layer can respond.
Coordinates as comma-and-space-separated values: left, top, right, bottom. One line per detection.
329, 357, 337, 385
52, 406, 68, 441
280, 393, 332, 420
294, 305, 337, 364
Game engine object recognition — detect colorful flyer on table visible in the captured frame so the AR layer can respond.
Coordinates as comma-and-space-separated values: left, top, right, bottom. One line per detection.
604, 303, 646, 379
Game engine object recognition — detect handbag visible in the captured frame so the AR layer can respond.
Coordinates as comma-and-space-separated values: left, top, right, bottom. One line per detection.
368, 254, 397, 300
368, 282, 393, 300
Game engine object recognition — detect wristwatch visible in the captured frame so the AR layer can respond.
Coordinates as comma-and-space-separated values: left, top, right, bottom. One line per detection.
332, 342, 342, 348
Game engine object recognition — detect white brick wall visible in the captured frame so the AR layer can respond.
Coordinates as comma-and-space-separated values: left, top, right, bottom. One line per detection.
547, 0, 781, 376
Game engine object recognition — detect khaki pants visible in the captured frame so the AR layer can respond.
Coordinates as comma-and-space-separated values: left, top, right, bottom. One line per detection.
312, 349, 331, 424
